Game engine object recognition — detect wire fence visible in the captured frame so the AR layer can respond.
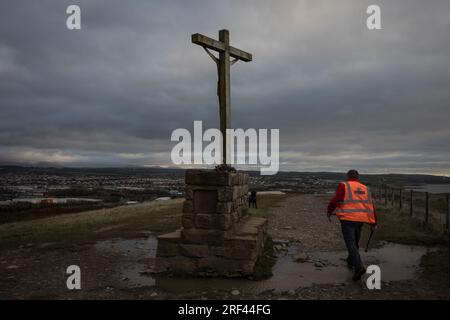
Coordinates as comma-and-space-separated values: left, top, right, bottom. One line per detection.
372, 184, 450, 233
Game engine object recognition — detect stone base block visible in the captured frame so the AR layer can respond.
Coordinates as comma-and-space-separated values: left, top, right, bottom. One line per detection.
156, 216, 268, 277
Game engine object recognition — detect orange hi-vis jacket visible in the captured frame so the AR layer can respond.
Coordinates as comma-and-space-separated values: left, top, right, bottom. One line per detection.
335, 181, 377, 224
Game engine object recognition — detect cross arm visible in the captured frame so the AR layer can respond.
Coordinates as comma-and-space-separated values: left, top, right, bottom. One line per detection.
192, 33, 225, 52
228, 46, 252, 62
191, 33, 253, 62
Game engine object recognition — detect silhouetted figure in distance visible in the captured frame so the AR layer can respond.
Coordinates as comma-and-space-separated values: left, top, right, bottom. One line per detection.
248, 190, 257, 208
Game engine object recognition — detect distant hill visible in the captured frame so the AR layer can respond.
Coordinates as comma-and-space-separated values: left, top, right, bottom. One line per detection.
0, 165, 186, 177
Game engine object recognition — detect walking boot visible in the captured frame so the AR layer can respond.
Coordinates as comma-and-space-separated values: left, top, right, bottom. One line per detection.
352, 267, 366, 281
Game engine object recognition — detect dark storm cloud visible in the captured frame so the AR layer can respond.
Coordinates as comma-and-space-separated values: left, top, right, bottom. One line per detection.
0, 0, 449, 174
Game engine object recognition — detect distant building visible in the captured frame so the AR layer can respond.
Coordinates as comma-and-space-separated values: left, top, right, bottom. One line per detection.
40, 198, 54, 205
155, 197, 171, 201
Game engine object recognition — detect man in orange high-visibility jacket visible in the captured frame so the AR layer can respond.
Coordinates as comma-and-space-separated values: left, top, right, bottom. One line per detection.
327, 169, 377, 281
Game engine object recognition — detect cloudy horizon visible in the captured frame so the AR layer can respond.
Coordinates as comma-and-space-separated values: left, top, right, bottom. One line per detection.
1, 0, 450, 176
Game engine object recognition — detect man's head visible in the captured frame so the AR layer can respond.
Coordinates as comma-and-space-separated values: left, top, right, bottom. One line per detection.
347, 169, 359, 180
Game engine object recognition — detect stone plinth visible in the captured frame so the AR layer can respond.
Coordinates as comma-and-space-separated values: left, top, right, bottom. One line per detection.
156, 169, 268, 277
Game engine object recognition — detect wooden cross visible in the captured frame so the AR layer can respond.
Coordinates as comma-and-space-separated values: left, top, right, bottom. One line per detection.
192, 29, 252, 165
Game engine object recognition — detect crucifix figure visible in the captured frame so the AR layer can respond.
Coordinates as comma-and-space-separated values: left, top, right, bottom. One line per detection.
192, 29, 252, 166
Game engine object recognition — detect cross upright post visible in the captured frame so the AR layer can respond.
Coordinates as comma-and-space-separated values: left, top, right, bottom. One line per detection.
218, 30, 231, 165
192, 30, 252, 165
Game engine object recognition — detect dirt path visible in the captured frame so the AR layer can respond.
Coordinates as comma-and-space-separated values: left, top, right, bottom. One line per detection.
267, 194, 346, 252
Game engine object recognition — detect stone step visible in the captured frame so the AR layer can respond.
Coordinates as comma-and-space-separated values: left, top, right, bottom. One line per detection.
234, 216, 268, 237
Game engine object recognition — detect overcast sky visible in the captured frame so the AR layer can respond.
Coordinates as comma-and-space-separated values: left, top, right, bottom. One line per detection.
1, 0, 449, 175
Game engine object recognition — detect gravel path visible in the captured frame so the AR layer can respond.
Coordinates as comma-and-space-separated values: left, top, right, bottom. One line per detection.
267, 194, 346, 252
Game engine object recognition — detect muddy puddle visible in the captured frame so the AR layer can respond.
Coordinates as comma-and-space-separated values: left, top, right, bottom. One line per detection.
94, 237, 158, 287
94, 237, 433, 294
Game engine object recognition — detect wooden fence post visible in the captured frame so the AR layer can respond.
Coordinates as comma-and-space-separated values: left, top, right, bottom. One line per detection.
391, 188, 395, 207
410, 190, 413, 217
385, 185, 388, 206
425, 192, 429, 225
446, 194, 449, 232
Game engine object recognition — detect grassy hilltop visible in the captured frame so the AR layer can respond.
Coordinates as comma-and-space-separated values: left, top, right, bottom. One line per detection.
0, 194, 285, 250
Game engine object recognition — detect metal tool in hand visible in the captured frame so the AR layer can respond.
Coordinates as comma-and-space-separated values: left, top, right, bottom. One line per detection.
365, 226, 376, 252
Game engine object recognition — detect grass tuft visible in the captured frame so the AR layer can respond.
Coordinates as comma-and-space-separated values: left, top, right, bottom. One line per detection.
252, 236, 277, 280
372, 208, 450, 246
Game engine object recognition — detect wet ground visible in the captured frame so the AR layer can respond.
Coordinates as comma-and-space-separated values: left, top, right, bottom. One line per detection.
92, 236, 433, 294
94, 238, 158, 288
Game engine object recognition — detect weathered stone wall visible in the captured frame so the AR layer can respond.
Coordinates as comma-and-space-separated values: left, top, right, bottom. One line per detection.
156, 169, 267, 277
182, 170, 249, 235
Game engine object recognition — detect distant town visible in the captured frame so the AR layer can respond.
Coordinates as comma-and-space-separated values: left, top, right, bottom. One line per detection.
0, 166, 340, 203
1, 165, 450, 223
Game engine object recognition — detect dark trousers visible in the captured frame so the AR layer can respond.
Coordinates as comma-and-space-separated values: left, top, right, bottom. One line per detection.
248, 198, 257, 208
340, 220, 364, 270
